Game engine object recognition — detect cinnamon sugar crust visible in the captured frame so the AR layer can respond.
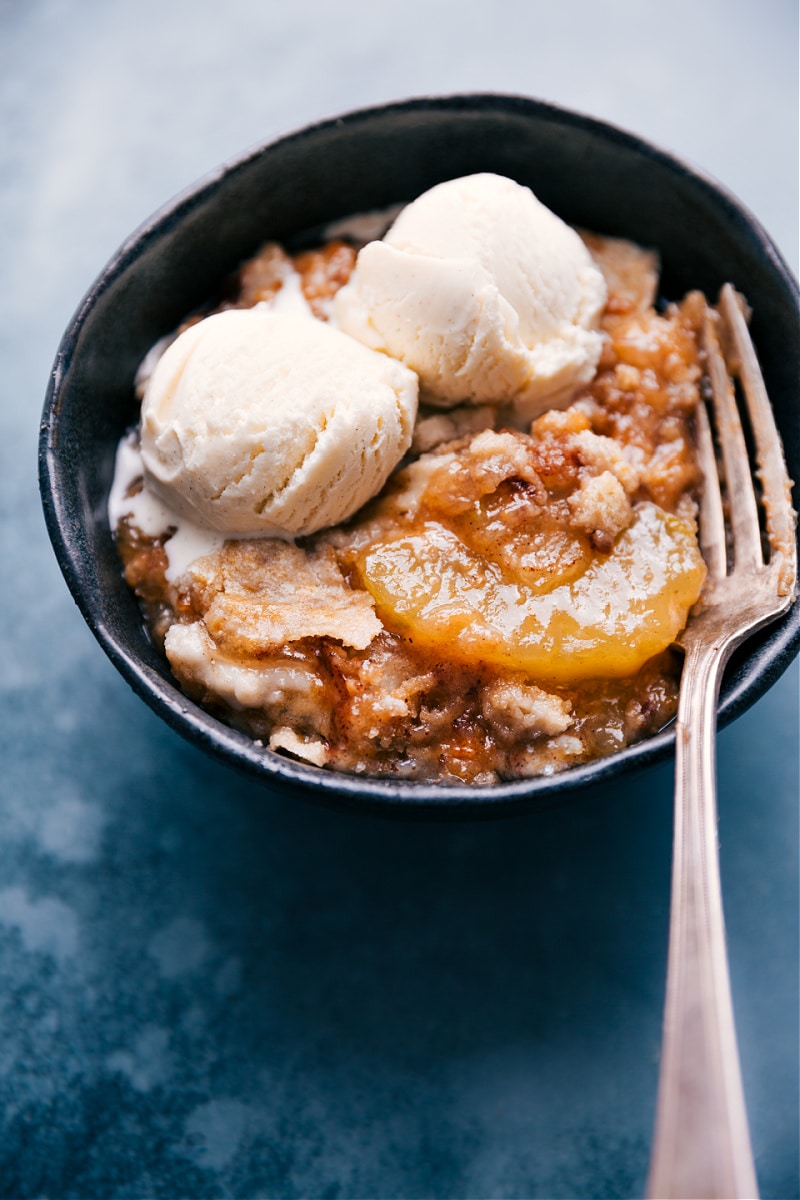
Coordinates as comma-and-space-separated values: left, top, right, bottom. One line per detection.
115, 231, 708, 784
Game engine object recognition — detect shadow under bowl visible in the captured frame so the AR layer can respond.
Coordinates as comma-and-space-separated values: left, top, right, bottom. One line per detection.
39, 93, 800, 818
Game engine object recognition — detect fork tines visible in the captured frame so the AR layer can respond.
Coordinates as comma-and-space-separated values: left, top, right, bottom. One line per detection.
699, 284, 797, 599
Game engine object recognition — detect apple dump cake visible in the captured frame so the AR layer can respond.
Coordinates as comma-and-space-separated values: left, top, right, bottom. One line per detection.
110, 173, 709, 783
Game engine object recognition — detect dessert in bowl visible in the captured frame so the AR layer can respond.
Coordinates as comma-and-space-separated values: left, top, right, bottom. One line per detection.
39, 95, 800, 814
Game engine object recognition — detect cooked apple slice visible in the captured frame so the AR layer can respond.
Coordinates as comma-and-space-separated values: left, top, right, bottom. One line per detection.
356, 502, 705, 683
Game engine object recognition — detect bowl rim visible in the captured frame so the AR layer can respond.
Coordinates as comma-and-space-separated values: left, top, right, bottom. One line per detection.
39, 91, 800, 816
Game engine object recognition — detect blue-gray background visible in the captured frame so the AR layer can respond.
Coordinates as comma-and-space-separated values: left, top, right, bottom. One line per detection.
1, 1, 797, 1196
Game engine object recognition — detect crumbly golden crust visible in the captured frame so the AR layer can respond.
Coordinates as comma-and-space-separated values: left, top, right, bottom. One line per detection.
116, 233, 708, 784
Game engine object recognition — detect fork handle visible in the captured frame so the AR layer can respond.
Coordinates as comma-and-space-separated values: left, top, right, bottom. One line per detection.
647, 637, 759, 1200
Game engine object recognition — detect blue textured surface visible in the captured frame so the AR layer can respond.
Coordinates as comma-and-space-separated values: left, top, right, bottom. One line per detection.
2, 1, 798, 1196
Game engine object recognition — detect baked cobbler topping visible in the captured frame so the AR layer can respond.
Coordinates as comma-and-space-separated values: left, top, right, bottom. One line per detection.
111, 175, 710, 784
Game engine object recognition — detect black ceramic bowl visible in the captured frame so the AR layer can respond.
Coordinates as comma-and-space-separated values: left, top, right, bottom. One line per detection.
39, 94, 799, 816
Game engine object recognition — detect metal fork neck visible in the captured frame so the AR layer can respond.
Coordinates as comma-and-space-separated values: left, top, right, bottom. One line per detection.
647, 638, 759, 1200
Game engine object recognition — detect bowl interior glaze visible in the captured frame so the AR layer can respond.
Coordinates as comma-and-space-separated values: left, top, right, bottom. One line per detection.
39, 94, 800, 815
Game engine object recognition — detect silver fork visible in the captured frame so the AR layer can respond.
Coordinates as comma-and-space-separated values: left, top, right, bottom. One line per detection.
646, 284, 798, 1200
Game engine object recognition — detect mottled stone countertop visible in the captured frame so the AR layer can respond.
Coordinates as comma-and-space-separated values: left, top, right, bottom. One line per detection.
2, 1, 797, 1196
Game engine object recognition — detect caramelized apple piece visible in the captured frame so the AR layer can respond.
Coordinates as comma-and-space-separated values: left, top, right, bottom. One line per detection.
453, 485, 594, 591
356, 503, 705, 684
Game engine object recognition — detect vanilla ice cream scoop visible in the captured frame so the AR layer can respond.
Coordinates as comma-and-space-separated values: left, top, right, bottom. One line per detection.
333, 173, 607, 414
140, 308, 418, 536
